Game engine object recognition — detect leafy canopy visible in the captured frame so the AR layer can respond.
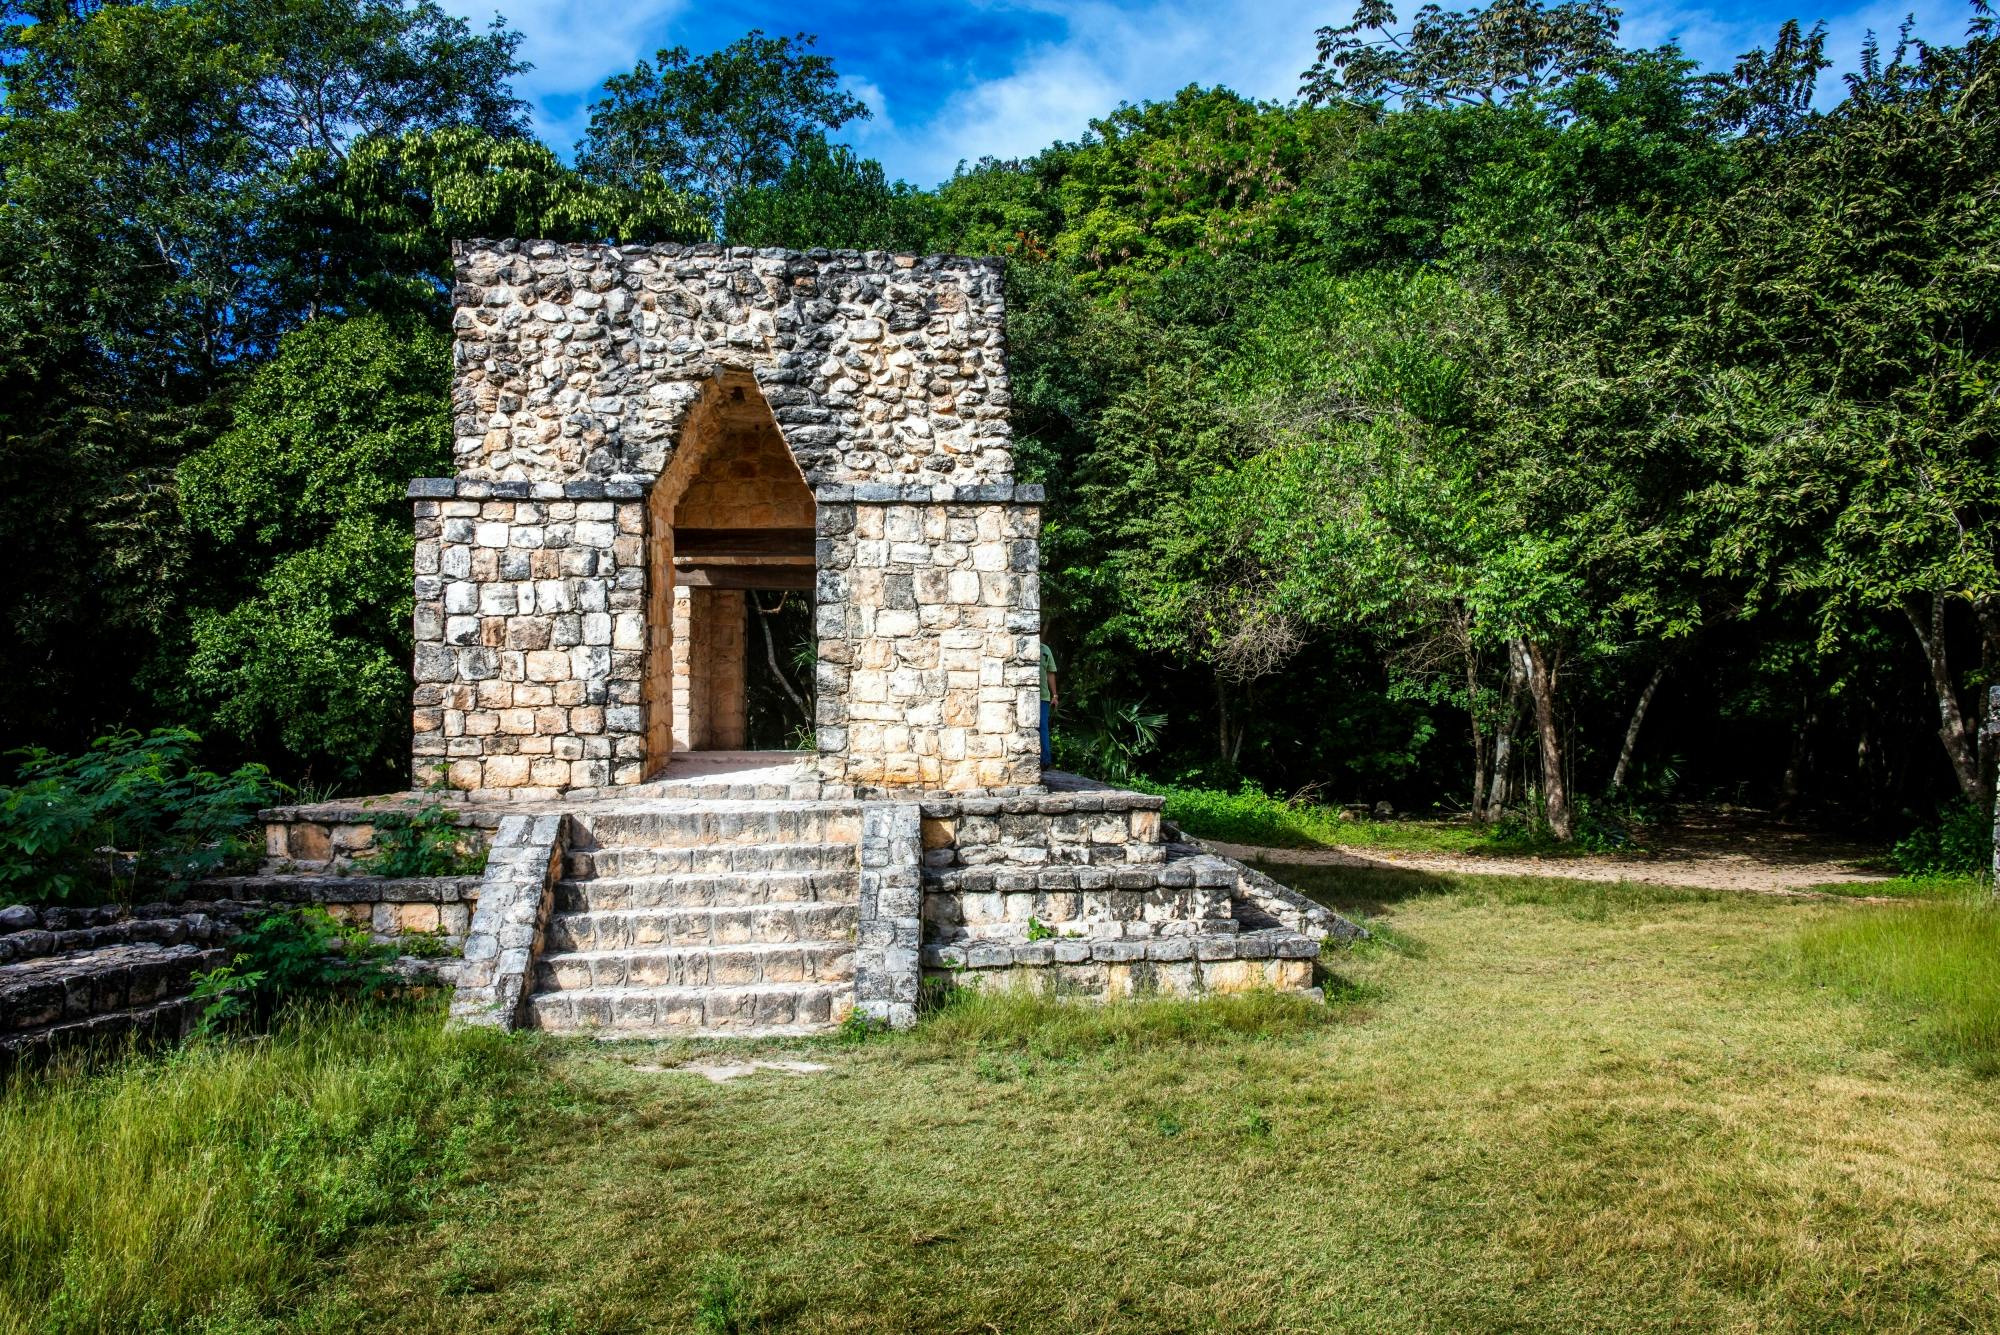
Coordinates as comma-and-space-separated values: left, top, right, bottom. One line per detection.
1302, 0, 1624, 109
578, 29, 869, 225
176, 315, 452, 777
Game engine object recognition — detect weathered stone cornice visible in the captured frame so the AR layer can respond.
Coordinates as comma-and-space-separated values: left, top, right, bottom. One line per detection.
407, 477, 1045, 504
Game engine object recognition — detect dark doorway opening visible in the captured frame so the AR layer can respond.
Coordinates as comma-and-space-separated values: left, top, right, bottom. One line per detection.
743, 591, 815, 751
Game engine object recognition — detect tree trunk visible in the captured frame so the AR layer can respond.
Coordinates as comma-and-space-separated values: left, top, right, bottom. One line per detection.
1984, 683, 2000, 891
1905, 595, 1984, 806
1485, 640, 1527, 823
1608, 659, 1669, 796
1215, 678, 1233, 768
1524, 637, 1571, 841
754, 599, 810, 725
1780, 705, 1819, 816
1229, 682, 1250, 767
1465, 647, 1488, 817
1977, 597, 2000, 808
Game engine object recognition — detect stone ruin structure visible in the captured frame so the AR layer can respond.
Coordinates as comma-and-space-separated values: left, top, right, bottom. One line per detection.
409, 238, 1039, 796
0, 241, 1351, 1060
258, 241, 1352, 1038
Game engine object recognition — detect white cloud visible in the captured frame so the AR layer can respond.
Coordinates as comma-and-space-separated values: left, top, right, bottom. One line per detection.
843, 75, 896, 138
879, 1, 1325, 185
443, 0, 1991, 185
439, 0, 689, 150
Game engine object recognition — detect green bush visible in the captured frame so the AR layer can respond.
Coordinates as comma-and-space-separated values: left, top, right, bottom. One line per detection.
1793, 898, 2000, 1074
0, 728, 274, 903
176, 315, 453, 783
1892, 802, 1992, 877
0, 1004, 545, 1332
1147, 781, 1479, 852
233, 907, 397, 1013
361, 798, 484, 877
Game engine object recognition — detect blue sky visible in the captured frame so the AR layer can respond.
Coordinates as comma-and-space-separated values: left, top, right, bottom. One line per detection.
439, 0, 1978, 188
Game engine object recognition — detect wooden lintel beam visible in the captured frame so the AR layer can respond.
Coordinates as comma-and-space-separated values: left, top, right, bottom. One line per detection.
672, 527, 815, 559
673, 563, 815, 591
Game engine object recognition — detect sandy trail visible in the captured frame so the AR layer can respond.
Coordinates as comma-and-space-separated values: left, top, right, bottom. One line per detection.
1204, 810, 1906, 900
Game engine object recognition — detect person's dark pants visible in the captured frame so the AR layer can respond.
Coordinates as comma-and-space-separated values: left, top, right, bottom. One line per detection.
1040, 700, 1052, 769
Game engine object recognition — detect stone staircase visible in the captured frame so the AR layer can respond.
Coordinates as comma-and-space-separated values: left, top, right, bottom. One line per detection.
525, 800, 863, 1037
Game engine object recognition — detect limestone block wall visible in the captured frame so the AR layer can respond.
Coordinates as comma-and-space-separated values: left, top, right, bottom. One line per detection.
815, 496, 1041, 794
673, 420, 815, 527
412, 478, 1046, 796
449, 241, 1012, 487
416, 241, 1044, 797
913, 792, 1237, 946
411, 480, 650, 795
673, 585, 747, 751
262, 798, 502, 871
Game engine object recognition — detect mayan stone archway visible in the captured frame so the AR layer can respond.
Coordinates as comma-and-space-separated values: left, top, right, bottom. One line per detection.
408, 241, 1045, 798
643, 371, 817, 763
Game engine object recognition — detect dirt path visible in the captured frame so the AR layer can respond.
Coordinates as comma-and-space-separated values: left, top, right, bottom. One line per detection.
1206, 810, 1905, 900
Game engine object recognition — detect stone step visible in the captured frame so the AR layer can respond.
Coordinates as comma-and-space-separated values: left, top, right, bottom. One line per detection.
570, 803, 862, 849
565, 841, 858, 881
555, 870, 858, 913
534, 942, 853, 991
0, 995, 200, 1061
526, 982, 851, 1035
544, 903, 857, 952
922, 927, 1319, 971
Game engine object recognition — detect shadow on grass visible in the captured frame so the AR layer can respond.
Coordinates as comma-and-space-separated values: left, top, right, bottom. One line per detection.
905, 986, 1346, 1062
1256, 861, 1460, 918
1266, 860, 1769, 923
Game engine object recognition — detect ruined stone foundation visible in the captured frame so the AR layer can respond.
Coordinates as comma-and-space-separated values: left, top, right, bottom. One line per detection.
258, 762, 1355, 1036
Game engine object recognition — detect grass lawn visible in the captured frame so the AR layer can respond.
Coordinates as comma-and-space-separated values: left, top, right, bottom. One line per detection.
236, 866, 1999, 1334
1147, 783, 1530, 853
1805, 874, 1990, 901
8, 869, 1998, 1332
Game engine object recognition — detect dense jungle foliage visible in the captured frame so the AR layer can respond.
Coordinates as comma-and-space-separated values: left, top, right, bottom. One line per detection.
2, 0, 1995, 845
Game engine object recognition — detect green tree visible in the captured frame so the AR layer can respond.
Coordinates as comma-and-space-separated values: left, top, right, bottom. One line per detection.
232, 0, 529, 157
0, 0, 531, 370
175, 315, 451, 780
577, 30, 869, 226
1700, 10, 2000, 808
724, 137, 939, 252
1302, 0, 1624, 109
0, 0, 541, 755
270, 125, 707, 324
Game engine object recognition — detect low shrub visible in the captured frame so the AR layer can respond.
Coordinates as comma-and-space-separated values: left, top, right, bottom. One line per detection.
231, 907, 397, 1018
1143, 781, 1507, 853
361, 797, 484, 878
1793, 898, 2000, 1074
0, 1005, 545, 1332
1494, 794, 1637, 853
1892, 801, 1993, 877
691, 1258, 761, 1335
0, 728, 274, 903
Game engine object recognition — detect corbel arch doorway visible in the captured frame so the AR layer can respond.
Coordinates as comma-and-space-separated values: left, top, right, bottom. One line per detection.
641, 373, 817, 773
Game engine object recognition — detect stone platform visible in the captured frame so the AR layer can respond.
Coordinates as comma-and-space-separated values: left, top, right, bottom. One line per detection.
252, 758, 1356, 1036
